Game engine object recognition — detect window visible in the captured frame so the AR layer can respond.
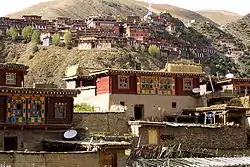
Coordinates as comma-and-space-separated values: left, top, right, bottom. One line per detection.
183, 78, 193, 91
158, 77, 175, 94
120, 101, 125, 106
6, 73, 16, 85
142, 77, 154, 90
55, 103, 67, 119
172, 102, 177, 108
118, 75, 129, 89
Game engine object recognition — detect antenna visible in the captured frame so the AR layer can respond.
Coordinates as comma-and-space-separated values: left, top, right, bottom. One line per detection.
225, 73, 234, 79
192, 88, 201, 94
64, 129, 77, 139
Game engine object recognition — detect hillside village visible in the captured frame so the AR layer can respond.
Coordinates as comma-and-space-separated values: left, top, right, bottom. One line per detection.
0, 12, 245, 55
1, 3, 250, 167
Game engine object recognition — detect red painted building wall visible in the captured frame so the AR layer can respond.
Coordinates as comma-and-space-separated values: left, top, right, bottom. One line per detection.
0, 70, 25, 87
46, 97, 74, 125
111, 75, 137, 94
96, 76, 111, 95
0, 96, 6, 122
175, 77, 200, 96
96, 75, 200, 96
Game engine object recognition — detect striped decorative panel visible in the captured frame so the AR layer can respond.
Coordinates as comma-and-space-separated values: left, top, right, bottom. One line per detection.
7, 96, 26, 123
27, 96, 45, 124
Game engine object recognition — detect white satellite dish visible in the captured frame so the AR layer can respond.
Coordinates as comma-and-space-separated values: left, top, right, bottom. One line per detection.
225, 73, 234, 79
192, 88, 201, 94
64, 129, 77, 139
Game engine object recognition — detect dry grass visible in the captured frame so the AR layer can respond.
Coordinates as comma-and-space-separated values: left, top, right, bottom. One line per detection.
0, 40, 165, 88
7, 0, 215, 24
196, 10, 241, 25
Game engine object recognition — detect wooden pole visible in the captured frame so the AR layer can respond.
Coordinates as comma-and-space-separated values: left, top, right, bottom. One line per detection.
204, 113, 207, 124
223, 112, 227, 125
213, 112, 216, 124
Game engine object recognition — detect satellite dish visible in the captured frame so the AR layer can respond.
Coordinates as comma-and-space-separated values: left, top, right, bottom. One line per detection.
225, 73, 234, 79
64, 129, 77, 139
192, 88, 201, 94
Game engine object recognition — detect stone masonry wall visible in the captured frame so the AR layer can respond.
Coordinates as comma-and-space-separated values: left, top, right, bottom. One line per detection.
139, 126, 247, 149
73, 112, 130, 135
0, 129, 64, 151
0, 151, 99, 167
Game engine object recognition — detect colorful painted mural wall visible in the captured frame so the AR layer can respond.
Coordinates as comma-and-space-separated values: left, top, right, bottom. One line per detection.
137, 76, 175, 95
7, 96, 45, 123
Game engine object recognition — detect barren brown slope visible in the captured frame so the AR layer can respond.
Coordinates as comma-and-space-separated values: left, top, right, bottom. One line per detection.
6, 0, 216, 24
134, 1, 216, 24
196, 10, 241, 25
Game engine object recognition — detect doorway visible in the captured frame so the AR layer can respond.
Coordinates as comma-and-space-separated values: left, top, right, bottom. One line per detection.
134, 104, 144, 120
101, 152, 117, 167
4, 136, 18, 151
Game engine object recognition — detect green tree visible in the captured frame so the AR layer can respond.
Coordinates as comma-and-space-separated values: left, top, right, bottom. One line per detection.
148, 45, 160, 57
31, 30, 41, 44
22, 26, 33, 42
7, 27, 18, 41
63, 31, 72, 48
52, 33, 60, 46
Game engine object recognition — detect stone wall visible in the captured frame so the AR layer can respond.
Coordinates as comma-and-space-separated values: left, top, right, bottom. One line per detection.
0, 151, 99, 167
0, 129, 64, 151
73, 112, 130, 135
139, 126, 247, 149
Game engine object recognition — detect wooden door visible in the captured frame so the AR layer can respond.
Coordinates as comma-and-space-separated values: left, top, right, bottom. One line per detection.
101, 152, 117, 167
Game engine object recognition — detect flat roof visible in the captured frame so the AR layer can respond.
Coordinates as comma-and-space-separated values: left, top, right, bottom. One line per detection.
43, 139, 132, 149
89, 69, 206, 77
0, 86, 80, 96
128, 121, 222, 128
216, 78, 250, 85
183, 104, 250, 112
0, 63, 29, 71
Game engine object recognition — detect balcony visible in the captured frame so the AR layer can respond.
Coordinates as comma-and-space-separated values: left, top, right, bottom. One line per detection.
205, 90, 239, 99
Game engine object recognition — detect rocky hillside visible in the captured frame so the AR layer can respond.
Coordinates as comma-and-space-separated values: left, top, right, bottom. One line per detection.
0, 36, 241, 88
196, 10, 241, 25
7, 0, 216, 24
226, 14, 250, 45
191, 21, 244, 52
0, 40, 165, 88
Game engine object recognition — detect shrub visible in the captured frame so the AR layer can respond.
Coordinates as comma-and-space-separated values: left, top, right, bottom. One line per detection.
31, 30, 41, 44
32, 44, 39, 54
7, 27, 18, 41
22, 26, 33, 42
74, 104, 95, 112
63, 31, 72, 48
52, 33, 60, 46
148, 45, 160, 57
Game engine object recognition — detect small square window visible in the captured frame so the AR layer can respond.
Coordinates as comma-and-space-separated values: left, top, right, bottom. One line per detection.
118, 76, 129, 89
6, 73, 16, 85
120, 101, 125, 106
172, 102, 177, 108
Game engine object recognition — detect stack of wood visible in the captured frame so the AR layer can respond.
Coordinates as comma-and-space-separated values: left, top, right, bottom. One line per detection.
165, 61, 202, 73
